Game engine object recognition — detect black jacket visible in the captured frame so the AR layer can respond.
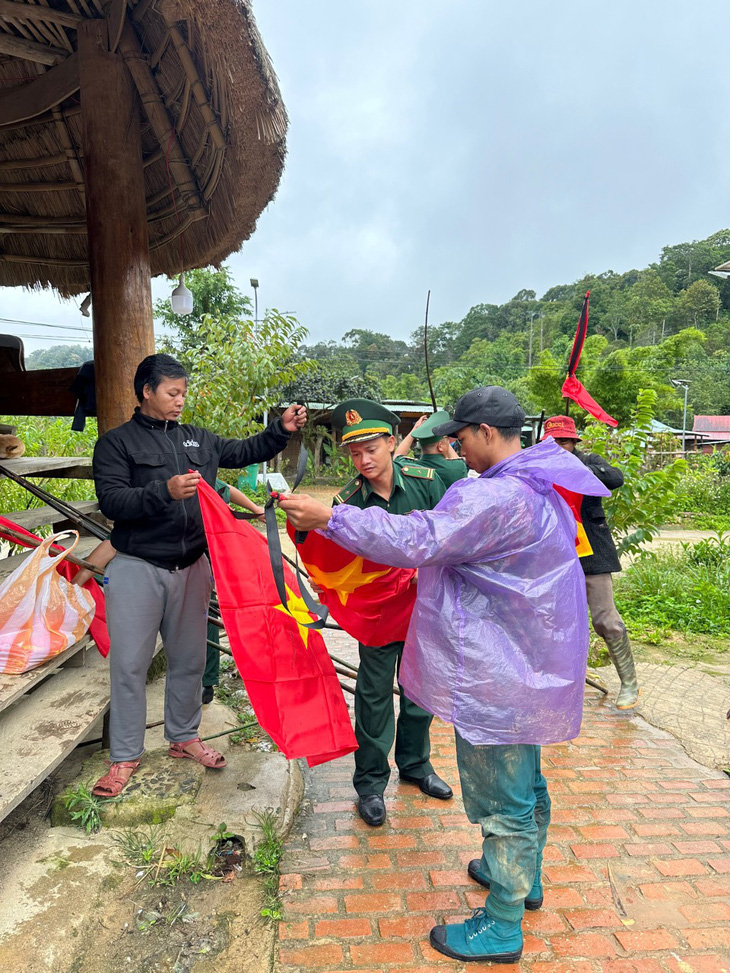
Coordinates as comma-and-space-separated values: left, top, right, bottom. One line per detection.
575, 449, 623, 575
93, 408, 290, 569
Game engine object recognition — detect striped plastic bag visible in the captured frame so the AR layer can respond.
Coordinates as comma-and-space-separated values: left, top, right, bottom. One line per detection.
0, 531, 97, 675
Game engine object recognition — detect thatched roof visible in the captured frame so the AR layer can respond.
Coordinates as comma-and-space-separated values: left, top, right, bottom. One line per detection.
0, 0, 287, 296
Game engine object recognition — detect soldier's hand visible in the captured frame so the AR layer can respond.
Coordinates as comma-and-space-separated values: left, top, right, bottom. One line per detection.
277, 492, 331, 530
167, 471, 201, 500
281, 405, 308, 432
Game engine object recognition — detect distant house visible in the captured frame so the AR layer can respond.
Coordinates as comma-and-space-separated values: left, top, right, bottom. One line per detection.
648, 419, 710, 452
692, 416, 730, 454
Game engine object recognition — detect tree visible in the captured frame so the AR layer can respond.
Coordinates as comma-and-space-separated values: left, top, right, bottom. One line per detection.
677, 279, 720, 328
284, 356, 381, 473
153, 265, 251, 364
25, 344, 92, 369
626, 270, 674, 344
183, 311, 314, 440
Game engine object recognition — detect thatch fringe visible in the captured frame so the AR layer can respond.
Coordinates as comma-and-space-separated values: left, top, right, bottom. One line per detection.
0, 0, 287, 295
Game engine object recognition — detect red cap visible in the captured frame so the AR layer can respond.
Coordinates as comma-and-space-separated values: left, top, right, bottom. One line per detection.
541, 415, 582, 441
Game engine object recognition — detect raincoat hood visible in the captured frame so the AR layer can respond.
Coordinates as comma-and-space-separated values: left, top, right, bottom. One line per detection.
323, 439, 610, 745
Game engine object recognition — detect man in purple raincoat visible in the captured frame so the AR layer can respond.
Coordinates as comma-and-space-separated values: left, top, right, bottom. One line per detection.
279, 386, 610, 964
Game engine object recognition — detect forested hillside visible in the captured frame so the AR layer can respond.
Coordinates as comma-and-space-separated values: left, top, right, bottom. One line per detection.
295, 230, 730, 425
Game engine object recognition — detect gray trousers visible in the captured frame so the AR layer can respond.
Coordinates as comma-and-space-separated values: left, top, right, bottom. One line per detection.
105, 553, 212, 762
585, 572, 626, 642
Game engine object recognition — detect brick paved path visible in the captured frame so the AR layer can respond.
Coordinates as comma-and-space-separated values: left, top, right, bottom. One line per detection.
275, 631, 730, 972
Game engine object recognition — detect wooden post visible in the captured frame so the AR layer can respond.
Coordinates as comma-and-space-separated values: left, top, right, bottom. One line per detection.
78, 18, 153, 434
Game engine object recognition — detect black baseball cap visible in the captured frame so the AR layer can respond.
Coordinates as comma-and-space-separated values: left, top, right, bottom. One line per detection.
432, 386, 526, 437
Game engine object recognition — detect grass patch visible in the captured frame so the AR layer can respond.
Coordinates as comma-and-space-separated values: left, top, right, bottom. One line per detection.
112, 824, 216, 888
64, 784, 120, 834
252, 809, 284, 922
616, 533, 730, 639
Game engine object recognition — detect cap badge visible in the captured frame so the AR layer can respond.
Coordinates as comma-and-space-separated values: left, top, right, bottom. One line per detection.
345, 409, 362, 426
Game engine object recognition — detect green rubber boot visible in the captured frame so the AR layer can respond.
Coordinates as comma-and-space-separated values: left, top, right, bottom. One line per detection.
605, 632, 639, 709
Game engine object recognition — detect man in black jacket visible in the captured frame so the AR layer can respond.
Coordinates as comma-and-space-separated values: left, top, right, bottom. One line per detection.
90, 353, 307, 797
542, 415, 639, 710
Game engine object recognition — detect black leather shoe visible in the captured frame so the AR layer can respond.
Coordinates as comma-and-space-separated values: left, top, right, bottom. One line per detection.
400, 772, 453, 800
357, 794, 386, 827
202, 685, 215, 705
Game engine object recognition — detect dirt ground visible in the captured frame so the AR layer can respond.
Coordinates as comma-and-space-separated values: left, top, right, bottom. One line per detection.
0, 850, 272, 973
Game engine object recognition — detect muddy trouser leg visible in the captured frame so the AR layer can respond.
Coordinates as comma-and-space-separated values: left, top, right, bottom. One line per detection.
533, 749, 551, 883
455, 732, 544, 922
105, 554, 166, 762
585, 573, 639, 708
160, 556, 213, 743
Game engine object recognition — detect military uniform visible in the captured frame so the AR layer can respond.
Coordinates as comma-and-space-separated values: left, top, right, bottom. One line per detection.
332, 401, 446, 799
407, 409, 468, 488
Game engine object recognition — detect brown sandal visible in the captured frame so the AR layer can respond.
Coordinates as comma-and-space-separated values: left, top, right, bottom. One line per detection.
168, 738, 226, 768
91, 760, 140, 798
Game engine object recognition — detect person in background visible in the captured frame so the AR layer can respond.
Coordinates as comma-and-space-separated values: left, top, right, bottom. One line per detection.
542, 414, 639, 709
395, 411, 468, 488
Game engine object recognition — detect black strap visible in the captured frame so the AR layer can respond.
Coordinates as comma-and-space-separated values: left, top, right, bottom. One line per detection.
263, 443, 328, 630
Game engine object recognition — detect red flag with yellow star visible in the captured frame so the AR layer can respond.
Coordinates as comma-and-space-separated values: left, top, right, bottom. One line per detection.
287, 523, 417, 646
197, 480, 357, 767
554, 485, 593, 558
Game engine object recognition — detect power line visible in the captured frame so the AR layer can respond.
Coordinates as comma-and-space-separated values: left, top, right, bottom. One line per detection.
0, 316, 92, 335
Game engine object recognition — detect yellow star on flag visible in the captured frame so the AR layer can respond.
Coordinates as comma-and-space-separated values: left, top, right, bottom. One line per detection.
274, 584, 315, 647
302, 556, 390, 606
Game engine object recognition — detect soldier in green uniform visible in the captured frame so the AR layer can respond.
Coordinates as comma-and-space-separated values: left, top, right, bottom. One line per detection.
395, 410, 468, 488
331, 399, 453, 826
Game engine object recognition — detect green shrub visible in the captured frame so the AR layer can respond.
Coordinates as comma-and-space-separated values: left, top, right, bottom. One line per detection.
0, 415, 97, 517
615, 534, 730, 636
670, 453, 730, 517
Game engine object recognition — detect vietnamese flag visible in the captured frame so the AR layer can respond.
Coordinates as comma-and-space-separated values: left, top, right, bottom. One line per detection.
287, 523, 417, 646
0, 516, 110, 657
197, 479, 357, 767
553, 486, 593, 558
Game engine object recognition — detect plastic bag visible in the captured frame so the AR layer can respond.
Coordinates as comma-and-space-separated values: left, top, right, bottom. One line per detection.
0, 531, 97, 675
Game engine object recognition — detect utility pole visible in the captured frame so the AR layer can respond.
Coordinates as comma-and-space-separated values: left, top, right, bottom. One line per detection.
250, 278, 267, 478
670, 379, 690, 457
528, 312, 536, 369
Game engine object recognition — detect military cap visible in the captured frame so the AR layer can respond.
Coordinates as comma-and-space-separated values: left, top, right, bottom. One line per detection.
411, 410, 451, 446
331, 398, 401, 445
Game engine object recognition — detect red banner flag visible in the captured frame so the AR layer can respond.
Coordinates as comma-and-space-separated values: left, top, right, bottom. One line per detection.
561, 375, 618, 428
0, 516, 110, 656
553, 486, 593, 558
197, 480, 357, 767
562, 291, 618, 427
287, 523, 416, 646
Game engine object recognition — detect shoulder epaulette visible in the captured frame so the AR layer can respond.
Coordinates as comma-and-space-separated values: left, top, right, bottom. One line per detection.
333, 477, 362, 504
400, 464, 435, 480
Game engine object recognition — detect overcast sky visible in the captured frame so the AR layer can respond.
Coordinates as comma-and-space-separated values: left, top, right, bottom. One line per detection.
2, 0, 730, 353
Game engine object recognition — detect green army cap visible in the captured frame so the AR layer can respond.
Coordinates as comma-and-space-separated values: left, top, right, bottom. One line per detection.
411, 410, 451, 446
331, 398, 401, 445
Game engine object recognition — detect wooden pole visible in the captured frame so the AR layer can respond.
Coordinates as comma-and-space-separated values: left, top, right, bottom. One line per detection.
78, 17, 154, 434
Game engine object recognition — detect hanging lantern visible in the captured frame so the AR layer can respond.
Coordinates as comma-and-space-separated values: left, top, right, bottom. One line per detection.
170, 273, 193, 315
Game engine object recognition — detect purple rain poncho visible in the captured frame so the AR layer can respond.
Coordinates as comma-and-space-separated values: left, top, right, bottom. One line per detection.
322, 439, 611, 746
